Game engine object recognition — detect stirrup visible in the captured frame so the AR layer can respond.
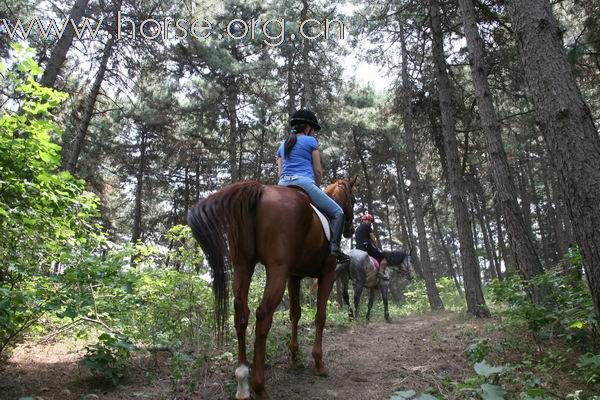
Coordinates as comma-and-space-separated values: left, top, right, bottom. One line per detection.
333, 250, 350, 263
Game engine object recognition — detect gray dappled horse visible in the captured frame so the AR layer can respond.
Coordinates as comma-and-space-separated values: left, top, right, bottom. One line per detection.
335, 249, 416, 322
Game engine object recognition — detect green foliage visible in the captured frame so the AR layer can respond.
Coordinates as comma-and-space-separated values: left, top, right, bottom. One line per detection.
398, 277, 465, 315
168, 351, 193, 389
486, 260, 595, 342
82, 332, 135, 385
389, 390, 439, 400
465, 337, 490, 363
0, 44, 101, 355
474, 361, 505, 377
124, 265, 213, 349
452, 360, 507, 400
575, 353, 600, 384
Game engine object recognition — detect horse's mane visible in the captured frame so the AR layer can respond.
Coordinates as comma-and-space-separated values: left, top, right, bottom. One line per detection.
382, 249, 408, 266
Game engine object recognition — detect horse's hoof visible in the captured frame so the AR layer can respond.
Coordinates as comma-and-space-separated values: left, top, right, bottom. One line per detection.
313, 366, 329, 377
288, 361, 302, 370
255, 390, 271, 400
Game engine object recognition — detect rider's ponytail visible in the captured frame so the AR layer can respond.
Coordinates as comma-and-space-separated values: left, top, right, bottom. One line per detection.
283, 127, 298, 159
284, 123, 311, 158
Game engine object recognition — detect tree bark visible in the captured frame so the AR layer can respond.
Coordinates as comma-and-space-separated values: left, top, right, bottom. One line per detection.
394, 153, 414, 249
65, 33, 115, 174
525, 157, 554, 264
430, 191, 463, 295
226, 79, 240, 182
352, 126, 381, 246
399, 24, 444, 310
508, 0, 600, 322
393, 154, 423, 277
494, 201, 509, 278
429, 0, 489, 317
299, 0, 312, 109
40, 0, 91, 88
131, 127, 148, 243
286, 49, 297, 116
457, 0, 545, 295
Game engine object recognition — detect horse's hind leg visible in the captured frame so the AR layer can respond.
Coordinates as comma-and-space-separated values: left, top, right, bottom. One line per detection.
366, 289, 375, 322
339, 275, 353, 319
353, 282, 364, 319
252, 268, 288, 400
381, 284, 391, 323
313, 262, 336, 377
288, 276, 302, 369
233, 265, 254, 400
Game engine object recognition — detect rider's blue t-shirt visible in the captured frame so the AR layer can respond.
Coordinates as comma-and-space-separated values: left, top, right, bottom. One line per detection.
277, 134, 319, 181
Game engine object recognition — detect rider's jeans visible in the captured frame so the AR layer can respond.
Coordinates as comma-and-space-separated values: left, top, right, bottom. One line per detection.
278, 175, 343, 219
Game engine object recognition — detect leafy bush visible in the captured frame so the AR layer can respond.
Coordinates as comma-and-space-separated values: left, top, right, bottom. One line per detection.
487, 259, 596, 342
0, 44, 101, 355
465, 337, 490, 363
398, 277, 465, 315
82, 332, 135, 384
575, 353, 600, 384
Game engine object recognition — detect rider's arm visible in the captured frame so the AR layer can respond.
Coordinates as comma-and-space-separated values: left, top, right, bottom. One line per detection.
277, 156, 282, 177
369, 232, 379, 248
311, 149, 323, 186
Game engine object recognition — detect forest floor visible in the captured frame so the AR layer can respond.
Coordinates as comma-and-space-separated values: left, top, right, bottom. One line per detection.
0, 311, 595, 399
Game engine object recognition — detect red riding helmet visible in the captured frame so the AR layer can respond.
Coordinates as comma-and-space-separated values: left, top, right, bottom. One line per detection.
361, 214, 374, 222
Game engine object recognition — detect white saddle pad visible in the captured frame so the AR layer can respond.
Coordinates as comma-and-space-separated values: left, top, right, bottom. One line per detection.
310, 204, 330, 241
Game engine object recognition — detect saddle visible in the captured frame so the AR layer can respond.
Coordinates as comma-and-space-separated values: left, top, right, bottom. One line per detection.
287, 186, 331, 241
369, 256, 380, 269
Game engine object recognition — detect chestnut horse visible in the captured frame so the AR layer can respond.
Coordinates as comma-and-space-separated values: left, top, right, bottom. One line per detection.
187, 177, 357, 400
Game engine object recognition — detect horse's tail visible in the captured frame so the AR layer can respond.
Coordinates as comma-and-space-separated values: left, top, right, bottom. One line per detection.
187, 180, 264, 341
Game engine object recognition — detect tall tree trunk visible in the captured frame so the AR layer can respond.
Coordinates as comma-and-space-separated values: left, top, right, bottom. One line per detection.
389, 170, 410, 250
494, 201, 508, 278
508, 0, 600, 322
352, 127, 381, 246
195, 155, 200, 202
516, 157, 534, 239
470, 202, 483, 276
383, 204, 393, 247
393, 154, 423, 277
132, 127, 148, 243
183, 159, 190, 223
256, 111, 267, 182
457, 0, 545, 296
40, 0, 91, 88
472, 189, 497, 280
429, 0, 489, 317
286, 49, 297, 116
394, 153, 414, 249
299, 0, 312, 109
65, 33, 115, 174
399, 25, 443, 310
525, 158, 554, 264
431, 191, 463, 295
536, 138, 567, 259
226, 79, 240, 182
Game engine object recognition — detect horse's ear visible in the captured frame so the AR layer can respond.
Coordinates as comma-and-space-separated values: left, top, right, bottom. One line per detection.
330, 177, 337, 184
350, 175, 358, 187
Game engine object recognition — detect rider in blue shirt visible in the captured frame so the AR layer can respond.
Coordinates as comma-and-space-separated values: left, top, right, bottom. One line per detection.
277, 109, 350, 262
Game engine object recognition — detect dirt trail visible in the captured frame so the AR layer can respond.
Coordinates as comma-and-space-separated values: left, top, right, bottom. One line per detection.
270, 313, 474, 400
1, 312, 481, 400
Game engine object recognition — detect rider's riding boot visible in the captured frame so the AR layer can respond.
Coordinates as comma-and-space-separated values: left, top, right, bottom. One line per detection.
377, 258, 390, 280
330, 214, 350, 262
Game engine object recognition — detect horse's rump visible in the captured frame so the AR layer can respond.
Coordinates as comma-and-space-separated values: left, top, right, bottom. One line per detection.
187, 181, 330, 337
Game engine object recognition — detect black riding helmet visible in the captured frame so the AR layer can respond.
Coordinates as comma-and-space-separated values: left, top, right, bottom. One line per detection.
290, 109, 321, 131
